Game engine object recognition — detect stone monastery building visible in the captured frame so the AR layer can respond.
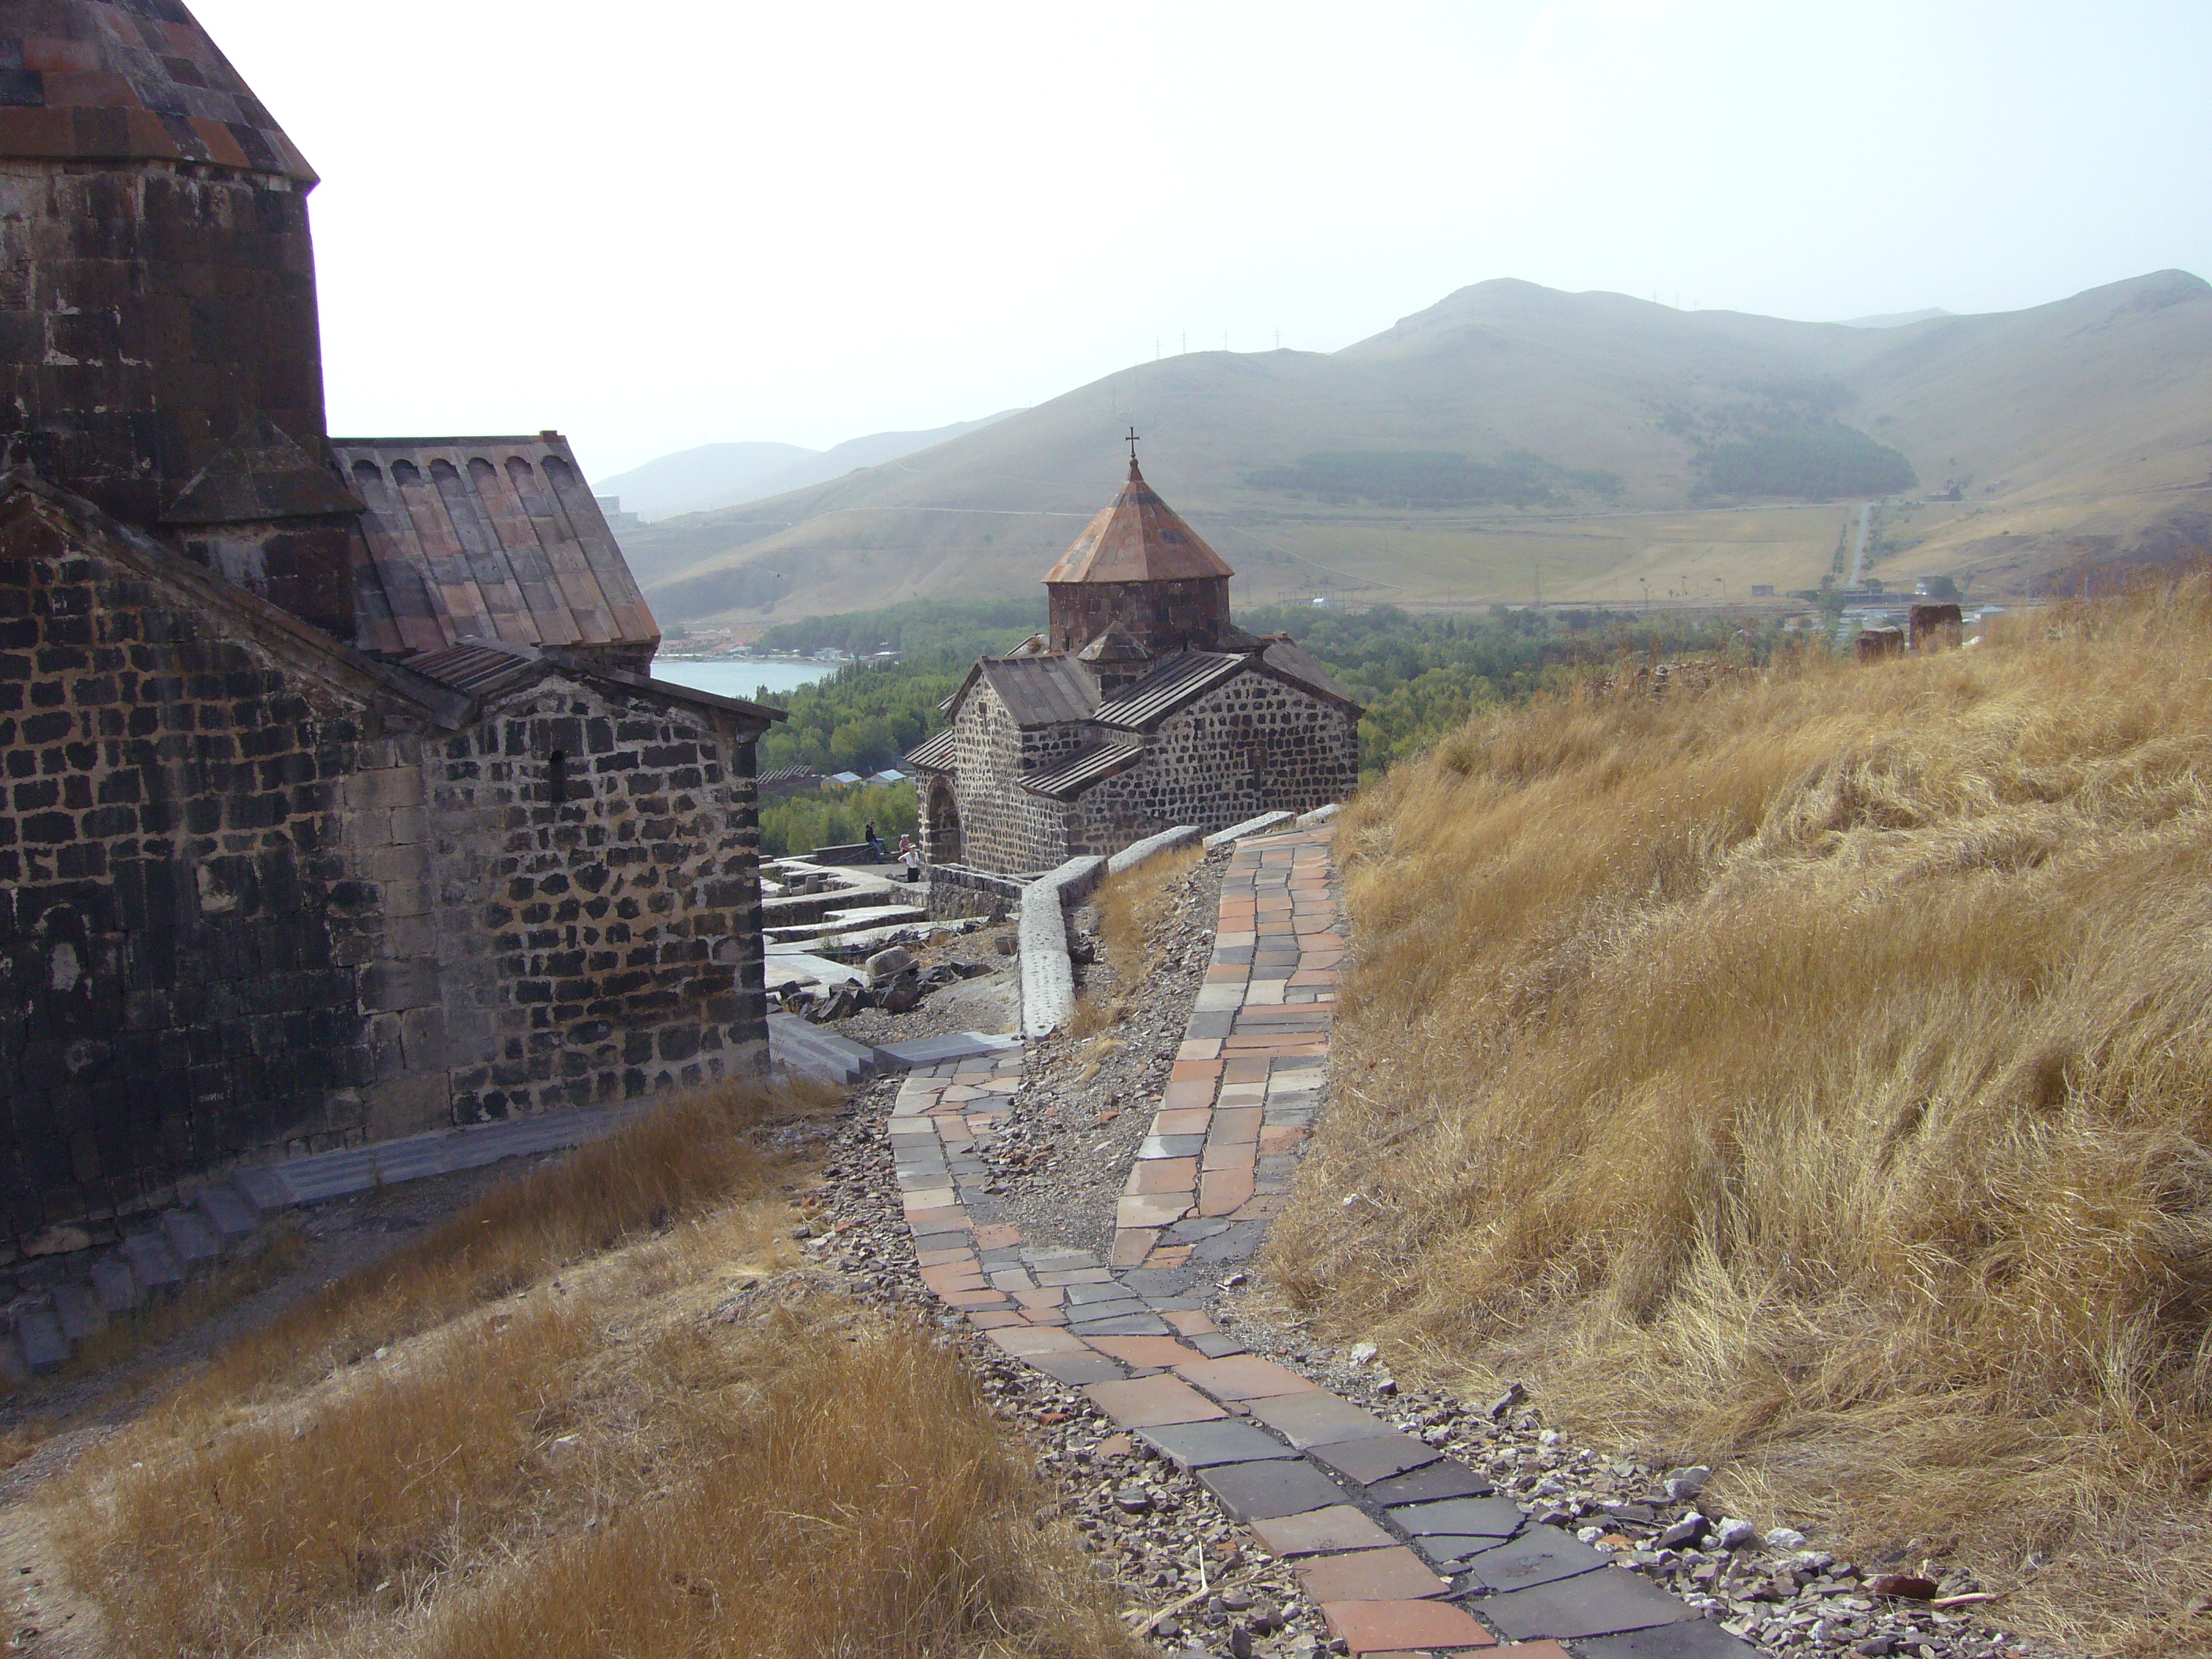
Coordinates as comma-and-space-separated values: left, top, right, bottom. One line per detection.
0, 0, 781, 1256
907, 456, 1361, 875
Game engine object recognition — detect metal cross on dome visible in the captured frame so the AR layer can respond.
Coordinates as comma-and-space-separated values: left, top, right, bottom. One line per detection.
1125, 426, 1141, 464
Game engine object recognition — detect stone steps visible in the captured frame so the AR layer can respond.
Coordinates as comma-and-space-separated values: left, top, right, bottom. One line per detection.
767, 1012, 878, 1086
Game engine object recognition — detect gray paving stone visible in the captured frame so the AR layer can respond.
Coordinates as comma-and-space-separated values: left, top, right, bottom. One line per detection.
1164, 1216, 1232, 1242
1137, 1134, 1206, 1159
1137, 1419, 1300, 1470
1119, 1265, 1201, 1297
1068, 1314, 1172, 1335
1190, 1333, 1247, 1357
1140, 1295, 1210, 1312
1576, 1621, 1763, 1658
1474, 1566, 1704, 1642
1247, 1388, 1388, 1448
1459, 1526, 1611, 1591
13, 1306, 65, 1372
1197, 1458, 1350, 1522
1026, 1354, 1128, 1386
1367, 1459, 1494, 1505
86, 1256, 140, 1314
50, 1283, 102, 1342
121, 1229, 182, 1288
1189, 1221, 1266, 1263
1035, 1267, 1114, 1286
1307, 1433, 1441, 1484
871, 1031, 1022, 1069
1412, 1536, 1502, 1570
1388, 1496, 1527, 1540
1065, 1280, 1135, 1304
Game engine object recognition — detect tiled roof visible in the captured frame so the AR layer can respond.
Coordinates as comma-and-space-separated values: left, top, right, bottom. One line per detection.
1044, 459, 1236, 585
0, 0, 317, 181
1094, 650, 1246, 731
1021, 738, 1146, 800
905, 728, 957, 771
335, 434, 658, 660
396, 641, 545, 700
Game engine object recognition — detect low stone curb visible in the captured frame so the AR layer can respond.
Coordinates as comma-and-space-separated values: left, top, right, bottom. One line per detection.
1108, 823, 1206, 877
1020, 855, 1108, 1038
885, 826, 1763, 1658
1203, 811, 1294, 849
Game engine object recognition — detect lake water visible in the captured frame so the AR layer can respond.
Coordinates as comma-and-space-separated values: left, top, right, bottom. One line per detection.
653, 658, 836, 701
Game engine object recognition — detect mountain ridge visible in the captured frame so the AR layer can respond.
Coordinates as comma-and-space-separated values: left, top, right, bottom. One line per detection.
619, 270, 2212, 626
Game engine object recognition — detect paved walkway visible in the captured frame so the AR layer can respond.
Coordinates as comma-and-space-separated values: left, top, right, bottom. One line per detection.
887, 825, 1754, 1659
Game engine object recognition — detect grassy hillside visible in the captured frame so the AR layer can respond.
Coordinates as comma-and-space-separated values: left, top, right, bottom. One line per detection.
1264, 576, 2212, 1655
626, 271, 2212, 628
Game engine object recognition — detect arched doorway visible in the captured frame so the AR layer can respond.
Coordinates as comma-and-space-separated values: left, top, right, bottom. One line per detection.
924, 778, 962, 865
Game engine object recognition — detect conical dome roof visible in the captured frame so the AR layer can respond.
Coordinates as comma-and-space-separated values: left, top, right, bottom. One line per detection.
0, 0, 315, 181
1045, 458, 1236, 585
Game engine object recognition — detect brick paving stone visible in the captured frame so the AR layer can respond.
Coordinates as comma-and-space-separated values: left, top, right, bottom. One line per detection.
1197, 1458, 1351, 1521
1474, 1569, 1703, 1643
1388, 1497, 1528, 1540
1085, 1334, 1205, 1368
1365, 1460, 1495, 1505
1198, 1166, 1256, 1217
1174, 1353, 1321, 1401
1110, 1228, 1159, 1266
1457, 1528, 1611, 1591
1573, 1624, 1762, 1658
1319, 1598, 1497, 1653
1130, 1157, 1199, 1195
1306, 1433, 1445, 1485
986, 1325, 1089, 1357
1086, 1371, 1229, 1426
1247, 1387, 1390, 1448
1135, 1419, 1300, 1470
1152, 1108, 1214, 1134
1292, 1546, 1454, 1603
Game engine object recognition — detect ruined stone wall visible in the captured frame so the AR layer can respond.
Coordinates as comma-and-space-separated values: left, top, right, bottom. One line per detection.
931, 682, 1069, 877
414, 680, 767, 1128
0, 489, 403, 1252
1065, 672, 1357, 855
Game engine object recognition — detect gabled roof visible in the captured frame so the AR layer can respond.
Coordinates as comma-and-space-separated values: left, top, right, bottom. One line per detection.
904, 727, 958, 772
1021, 737, 1146, 800
1094, 650, 1245, 731
162, 416, 361, 524
0, 0, 317, 182
1255, 639, 1362, 712
335, 434, 658, 660
1044, 459, 1236, 585
943, 652, 1101, 729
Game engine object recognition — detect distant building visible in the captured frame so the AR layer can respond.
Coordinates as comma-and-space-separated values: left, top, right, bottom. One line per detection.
1750, 584, 1776, 598
594, 493, 646, 530
0, 2, 781, 1255
906, 456, 1360, 874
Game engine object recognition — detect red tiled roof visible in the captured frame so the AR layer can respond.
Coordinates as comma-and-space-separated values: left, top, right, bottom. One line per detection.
335, 434, 659, 660
0, 1, 317, 181
1044, 459, 1236, 586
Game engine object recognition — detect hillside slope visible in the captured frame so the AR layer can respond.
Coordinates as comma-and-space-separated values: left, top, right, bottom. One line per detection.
628, 271, 2212, 625
1268, 583, 2212, 1655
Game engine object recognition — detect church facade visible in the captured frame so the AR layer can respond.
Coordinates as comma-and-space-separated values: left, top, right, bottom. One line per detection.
908, 459, 1360, 875
0, 2, 778, 1257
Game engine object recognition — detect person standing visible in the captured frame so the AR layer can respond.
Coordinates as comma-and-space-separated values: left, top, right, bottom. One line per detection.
899, 835, 923, 884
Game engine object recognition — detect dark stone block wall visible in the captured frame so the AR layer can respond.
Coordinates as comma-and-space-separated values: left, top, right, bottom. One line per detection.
416, 682, 768, 1130
0, 159, 329, 540
0, 488, 399, 1251
0, 488, 770, 1255
1066, 674, 1357, 854
1046, 576, 1229, 656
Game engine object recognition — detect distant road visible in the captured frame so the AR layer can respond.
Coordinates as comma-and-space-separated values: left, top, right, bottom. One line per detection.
1848, 503, 1871, 587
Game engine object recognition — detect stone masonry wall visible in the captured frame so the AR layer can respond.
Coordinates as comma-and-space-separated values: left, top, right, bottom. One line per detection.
1064, 671, 1357, 855
0, 490, 409, 1252
412, 681, 768, 1126
932, 681, 1070, 877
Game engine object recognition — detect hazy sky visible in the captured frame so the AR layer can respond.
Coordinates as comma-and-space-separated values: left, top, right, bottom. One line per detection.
192, 0, 2212, 481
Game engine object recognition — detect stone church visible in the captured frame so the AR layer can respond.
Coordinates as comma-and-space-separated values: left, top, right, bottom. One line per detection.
908, 456, 1360, 875
0, 1, 780, 1256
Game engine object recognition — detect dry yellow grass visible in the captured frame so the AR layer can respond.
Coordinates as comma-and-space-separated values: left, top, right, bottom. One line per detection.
1067, 846, 1206, 1039
50, 1080, 1135, 1658
1265, 578, 2212, 1657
